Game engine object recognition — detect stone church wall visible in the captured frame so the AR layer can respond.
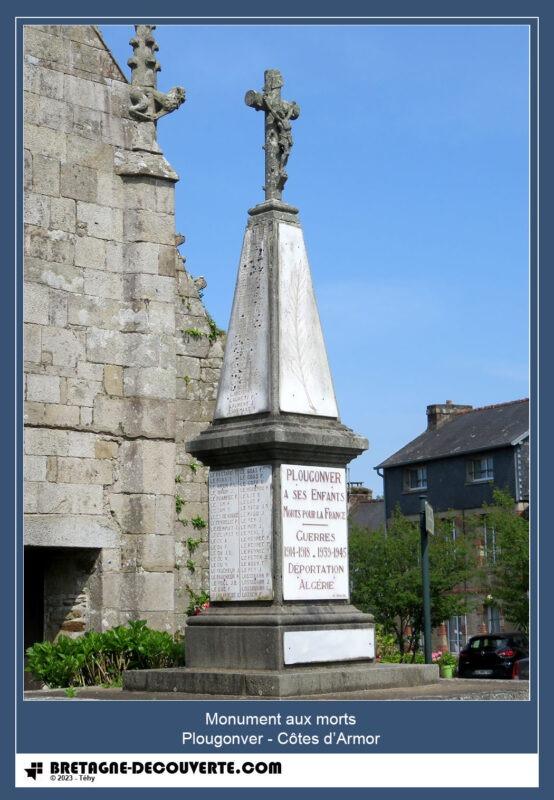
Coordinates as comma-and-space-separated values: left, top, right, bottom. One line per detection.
23, 24, 222, 641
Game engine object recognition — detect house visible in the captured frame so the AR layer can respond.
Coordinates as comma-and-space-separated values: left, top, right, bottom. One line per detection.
376, 399, 529, 519
374, 398, 529, 651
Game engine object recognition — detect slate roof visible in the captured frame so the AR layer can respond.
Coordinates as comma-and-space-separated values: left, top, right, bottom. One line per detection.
349, 499, 386, 532
376, 399, 529, 469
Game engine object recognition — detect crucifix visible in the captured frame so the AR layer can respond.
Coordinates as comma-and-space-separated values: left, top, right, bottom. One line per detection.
245, 69, 300, 202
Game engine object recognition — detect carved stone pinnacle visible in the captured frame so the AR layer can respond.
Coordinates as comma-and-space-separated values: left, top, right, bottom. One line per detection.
245, 69, 300, 201
128, 24, 185, 123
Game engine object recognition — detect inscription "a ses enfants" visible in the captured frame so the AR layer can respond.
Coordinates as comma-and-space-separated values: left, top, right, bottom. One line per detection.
281, 464, 350, 601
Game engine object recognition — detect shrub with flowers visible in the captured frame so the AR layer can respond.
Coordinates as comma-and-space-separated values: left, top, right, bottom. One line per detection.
375, 625, 398, 662
436, 651, 458, 668
186, 590, 210, 616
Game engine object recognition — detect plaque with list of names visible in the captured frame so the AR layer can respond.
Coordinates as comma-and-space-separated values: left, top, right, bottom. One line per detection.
209, 465, 273, 601
281, 464, 349, 600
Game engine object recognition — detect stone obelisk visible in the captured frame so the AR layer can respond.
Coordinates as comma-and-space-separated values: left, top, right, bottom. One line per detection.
183, 69, 380, 696
124, 69, 438, 695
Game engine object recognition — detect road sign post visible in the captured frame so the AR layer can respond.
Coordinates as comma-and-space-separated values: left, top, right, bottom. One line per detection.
420, 496, 434, 664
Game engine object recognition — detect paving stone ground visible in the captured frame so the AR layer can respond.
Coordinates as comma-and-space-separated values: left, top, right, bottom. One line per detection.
24, 678, 529, 702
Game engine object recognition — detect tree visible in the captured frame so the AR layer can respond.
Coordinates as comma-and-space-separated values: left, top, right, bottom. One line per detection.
349, 509, 479, 657
484, 488, 529, 633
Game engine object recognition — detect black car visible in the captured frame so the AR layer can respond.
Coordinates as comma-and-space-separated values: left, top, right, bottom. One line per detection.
457, 633, 529, 679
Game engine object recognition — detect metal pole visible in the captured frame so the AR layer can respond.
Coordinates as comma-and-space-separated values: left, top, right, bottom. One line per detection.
420, 495, 432, 664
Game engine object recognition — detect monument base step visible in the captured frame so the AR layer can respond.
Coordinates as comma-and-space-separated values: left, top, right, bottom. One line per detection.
122, 663, 439, 698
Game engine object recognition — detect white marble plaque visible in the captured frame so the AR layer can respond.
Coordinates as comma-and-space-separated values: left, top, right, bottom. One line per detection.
281, 464, 349, 600
284, 629, 375, 665
209, 465, 273, 601
278, 223, 339, 418
214, 226, 270, 418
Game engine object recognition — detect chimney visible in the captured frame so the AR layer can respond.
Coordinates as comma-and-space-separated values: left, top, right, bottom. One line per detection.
347, 483, 372, 512
426, 400, 472, 430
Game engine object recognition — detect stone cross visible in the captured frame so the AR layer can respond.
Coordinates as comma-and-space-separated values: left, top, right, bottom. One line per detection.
245, 69, 300, 201
128, 25, 185, 123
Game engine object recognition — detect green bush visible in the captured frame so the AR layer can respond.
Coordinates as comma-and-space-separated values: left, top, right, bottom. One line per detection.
437, 651, 458, 668
25, 620, 185, 688
379, 650, 426, 664
375, 624, 399, 661
375, 624, 426, 663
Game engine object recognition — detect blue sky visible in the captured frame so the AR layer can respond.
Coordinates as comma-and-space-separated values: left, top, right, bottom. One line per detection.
101, 23, 529, 494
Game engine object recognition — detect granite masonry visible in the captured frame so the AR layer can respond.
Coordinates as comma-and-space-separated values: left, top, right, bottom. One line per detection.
23, 24, 223, 647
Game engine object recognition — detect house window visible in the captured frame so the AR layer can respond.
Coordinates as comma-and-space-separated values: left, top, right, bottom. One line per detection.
443, 518, 457, 541
483, 520, 497, 564
467, 455, 494, 483
403, 465, 427, 491
447, 615, 467, 653
487, 605, 501, 634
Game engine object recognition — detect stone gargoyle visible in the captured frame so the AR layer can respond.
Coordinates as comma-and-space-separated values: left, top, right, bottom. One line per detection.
129, 85, 186, 122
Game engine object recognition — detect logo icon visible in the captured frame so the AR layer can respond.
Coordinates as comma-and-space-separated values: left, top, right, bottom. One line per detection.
24, 762, 43, 780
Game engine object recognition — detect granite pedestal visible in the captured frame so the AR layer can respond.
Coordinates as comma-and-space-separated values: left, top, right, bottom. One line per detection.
123, 662, 439, 698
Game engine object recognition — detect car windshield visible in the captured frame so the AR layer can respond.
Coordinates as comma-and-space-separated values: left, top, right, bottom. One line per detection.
469, 637, 510, 650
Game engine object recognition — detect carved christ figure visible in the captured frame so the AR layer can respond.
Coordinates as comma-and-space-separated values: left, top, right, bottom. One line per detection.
245, 70, 300, 201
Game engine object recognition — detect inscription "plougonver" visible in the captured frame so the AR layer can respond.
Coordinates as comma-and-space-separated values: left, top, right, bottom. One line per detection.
281, 463, 349, 601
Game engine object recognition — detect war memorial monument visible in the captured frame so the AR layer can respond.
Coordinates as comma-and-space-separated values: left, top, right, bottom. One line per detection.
124, 67, 438, 697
